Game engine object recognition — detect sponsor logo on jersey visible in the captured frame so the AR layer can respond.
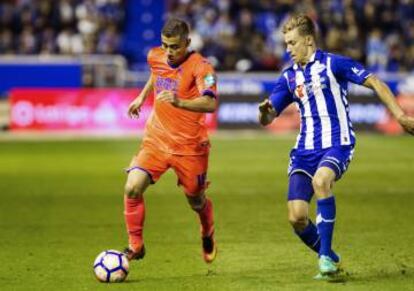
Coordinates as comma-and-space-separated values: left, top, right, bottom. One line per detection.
351, 67, 365, 76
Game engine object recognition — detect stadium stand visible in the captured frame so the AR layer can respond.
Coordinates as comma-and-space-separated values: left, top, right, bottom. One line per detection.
167, 0, 414, 72
1, 0, 413, 73
0, 0, 124, 56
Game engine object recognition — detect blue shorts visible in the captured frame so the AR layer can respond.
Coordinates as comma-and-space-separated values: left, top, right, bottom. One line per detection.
287, 146, 354, 201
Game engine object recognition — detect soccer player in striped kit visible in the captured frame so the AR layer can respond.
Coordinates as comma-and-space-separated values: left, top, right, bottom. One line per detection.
258, 14, 414, 279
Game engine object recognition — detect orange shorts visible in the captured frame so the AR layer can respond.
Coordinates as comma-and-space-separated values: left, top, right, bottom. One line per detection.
126, 146, 209, 196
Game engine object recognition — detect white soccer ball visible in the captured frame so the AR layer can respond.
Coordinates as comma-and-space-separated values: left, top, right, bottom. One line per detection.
93, 250, 129, 283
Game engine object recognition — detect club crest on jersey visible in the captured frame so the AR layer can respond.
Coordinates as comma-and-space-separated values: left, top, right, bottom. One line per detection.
204, 74, 216, 88
295, 84, 305, 98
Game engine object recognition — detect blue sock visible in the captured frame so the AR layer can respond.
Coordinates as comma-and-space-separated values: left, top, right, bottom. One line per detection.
295, 220, 320, 253
316, 196, 338, 262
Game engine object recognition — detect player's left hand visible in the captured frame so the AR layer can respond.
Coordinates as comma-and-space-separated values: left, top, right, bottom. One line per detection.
398, 114, 414, 135
156, 90, 179, 106
258, 99, 273, 113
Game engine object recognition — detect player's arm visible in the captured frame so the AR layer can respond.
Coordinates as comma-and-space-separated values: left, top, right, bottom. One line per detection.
175, 95, 217, 113
128, 74, 154, 119
363, 75, 414, 135
258, 99, 277, 126
156, 91, 216, 113
332, 55, 414, 135
258, 74, 293, 126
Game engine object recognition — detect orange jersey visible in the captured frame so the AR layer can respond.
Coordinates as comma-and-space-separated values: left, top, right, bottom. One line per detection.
142, 47, 217, 155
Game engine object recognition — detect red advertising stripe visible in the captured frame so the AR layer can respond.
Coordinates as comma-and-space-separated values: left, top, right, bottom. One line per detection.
9, 89, 217, 132
375, 94, 414, 135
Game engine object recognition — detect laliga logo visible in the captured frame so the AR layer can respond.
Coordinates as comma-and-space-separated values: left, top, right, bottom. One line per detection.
12, 101, 34, 126
295, 84, 305, 98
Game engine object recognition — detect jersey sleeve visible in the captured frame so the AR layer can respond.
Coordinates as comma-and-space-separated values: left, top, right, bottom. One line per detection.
146, 48, 156, 72
269, 75, 294, 116
331, 55, 371, 85
194, 60, 217, 99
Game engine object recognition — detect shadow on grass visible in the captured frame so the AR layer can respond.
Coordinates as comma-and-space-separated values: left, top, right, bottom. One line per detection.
123, 267, 289, 287
340, 267, 412, 284
123, 273, 217, 284
122, 264, 412, 289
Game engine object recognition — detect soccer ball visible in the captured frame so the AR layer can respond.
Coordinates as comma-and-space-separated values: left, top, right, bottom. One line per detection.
93, 250, 129, 283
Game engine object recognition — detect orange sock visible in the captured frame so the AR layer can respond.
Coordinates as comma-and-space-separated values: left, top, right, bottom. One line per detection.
197, 198, 214, 237
124, 196, 145, 251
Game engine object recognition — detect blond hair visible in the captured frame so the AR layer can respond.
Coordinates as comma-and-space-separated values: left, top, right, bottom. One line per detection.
282, 14, 315, 37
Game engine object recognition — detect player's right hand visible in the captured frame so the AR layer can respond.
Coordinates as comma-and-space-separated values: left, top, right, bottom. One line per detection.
258, 98, 277, 126
128, 97, 144, 119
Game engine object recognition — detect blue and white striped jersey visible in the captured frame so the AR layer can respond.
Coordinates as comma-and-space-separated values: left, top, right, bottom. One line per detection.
269, 49, 371, 152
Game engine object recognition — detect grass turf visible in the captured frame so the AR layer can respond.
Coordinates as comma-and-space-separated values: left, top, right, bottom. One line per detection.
0, 134, 413, 290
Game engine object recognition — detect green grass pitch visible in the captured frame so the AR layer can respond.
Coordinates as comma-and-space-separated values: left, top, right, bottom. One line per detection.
0, 134, 413, 290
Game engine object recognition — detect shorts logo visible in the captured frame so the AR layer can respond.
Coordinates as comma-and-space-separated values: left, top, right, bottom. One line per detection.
204, 74, 216, 88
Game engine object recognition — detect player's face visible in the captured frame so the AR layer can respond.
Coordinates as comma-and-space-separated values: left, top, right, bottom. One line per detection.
284, 28, 313, 65
161, 34, 190, 66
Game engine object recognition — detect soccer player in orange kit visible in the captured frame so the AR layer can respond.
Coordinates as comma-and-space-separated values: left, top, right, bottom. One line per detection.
123, 18, 218, 264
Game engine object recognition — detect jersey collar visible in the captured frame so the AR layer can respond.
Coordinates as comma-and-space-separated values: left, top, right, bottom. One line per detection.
293, 49, 322, 70
167, 51, 195, 69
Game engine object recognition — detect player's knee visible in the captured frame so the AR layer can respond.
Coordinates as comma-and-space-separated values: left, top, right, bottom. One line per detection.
124, 181, 143, 198
185, 184, 204, 196
288, 213, 308, 231
312, 176, 329, 194
288, 208, 308, 231
187, 193, 205, 211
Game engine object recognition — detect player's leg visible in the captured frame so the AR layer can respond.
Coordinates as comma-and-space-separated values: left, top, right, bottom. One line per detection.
123, 168, 151, 260
172, 154, 216, 263
287, 173, 321, 253
186, 192, 216, 263
123, 148, 168, 260
313, 166, 339, 274
173, 154, 214, 237
186, 191, 214, 238
313, 146, 353, 275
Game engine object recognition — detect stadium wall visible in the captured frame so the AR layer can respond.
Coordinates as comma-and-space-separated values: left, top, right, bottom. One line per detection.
2, 65, 414, 135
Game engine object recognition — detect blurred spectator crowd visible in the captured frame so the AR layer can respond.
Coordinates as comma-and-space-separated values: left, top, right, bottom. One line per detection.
168, 0, 414, 72
1, 0, 413, 73
0, 0, 124, 56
